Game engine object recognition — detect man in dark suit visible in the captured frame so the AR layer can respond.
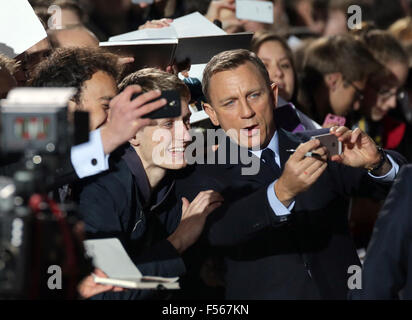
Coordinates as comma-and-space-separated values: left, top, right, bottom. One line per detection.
351, 164, 412, 299
77, 68, 223, 299
175, 49, 406, 299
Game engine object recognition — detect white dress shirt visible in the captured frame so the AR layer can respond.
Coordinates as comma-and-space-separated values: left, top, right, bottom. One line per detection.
70, 128, 110, 179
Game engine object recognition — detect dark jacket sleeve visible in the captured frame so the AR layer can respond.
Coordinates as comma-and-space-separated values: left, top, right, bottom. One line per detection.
206, 185, 286, 247
51, 156, 79, 189
175, 170, 285, 247
323, 150, 407, 202
176, 149, 407, 249
78, 175, 185, 300
351, 165, 412, 299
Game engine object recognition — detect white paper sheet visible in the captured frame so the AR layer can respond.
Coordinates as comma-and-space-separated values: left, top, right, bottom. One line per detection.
0, 0, 47, 58
101, 39, 178, 46
171, 12, 226, 38
108, 27, 178, 42
84, 238, 143, 280
108, 11, 225, 42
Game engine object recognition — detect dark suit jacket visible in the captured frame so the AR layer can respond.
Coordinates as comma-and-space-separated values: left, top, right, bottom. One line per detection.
351, 164, 412, 299
175, 128, 406, 299
77, 146, 185, 300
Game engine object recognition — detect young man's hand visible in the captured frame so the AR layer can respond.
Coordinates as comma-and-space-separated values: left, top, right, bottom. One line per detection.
168, 190, 223, 254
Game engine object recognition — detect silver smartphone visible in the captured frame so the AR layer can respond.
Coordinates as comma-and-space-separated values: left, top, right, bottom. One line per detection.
310, 133, 342, 157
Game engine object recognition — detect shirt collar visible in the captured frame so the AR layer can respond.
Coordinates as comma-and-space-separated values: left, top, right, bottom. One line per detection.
250, 130, 279, 159
122, 144, 151, 204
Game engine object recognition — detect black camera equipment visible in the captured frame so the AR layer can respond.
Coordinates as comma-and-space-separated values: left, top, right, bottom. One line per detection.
0, 88, 92, 299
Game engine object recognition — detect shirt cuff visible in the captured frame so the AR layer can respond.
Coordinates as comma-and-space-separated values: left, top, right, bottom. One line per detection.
267, 180, 295, 217
70, 128, 110, 179
367, 154, 399, 182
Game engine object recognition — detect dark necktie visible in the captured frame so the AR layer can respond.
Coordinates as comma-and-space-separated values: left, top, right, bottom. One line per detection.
261, 148, 281, 176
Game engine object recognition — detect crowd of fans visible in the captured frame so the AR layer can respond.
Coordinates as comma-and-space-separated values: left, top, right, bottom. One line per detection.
1, 0, 412, 300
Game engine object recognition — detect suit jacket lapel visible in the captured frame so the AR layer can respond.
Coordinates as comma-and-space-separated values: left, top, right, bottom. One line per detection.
278, 128, 302, 170
221, 130, 305, 185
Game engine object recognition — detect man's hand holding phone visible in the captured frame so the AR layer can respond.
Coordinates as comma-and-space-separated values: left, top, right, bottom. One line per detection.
330, 126, 379, 166
329, 126, 392, 175
310, 132, 342, 158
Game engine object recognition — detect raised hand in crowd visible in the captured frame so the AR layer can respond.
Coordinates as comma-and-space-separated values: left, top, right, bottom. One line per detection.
205, 0, 236, 23
100, 85, 167, 155
167, 190, 224, 254
118, 56, 135, 66
139, 18, 173, 30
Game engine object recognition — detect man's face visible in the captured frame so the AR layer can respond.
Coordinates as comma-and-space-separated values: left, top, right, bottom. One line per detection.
205, 62, 276, 149
136, 100, 192, 170
75, 70, 118, 130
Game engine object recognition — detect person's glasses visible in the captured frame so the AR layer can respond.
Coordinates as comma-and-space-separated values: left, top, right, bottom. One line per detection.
376, 87, 404, 101
347, 82, 365, 101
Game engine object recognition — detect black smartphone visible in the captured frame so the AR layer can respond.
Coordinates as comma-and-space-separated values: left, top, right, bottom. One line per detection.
131, 90, 181, 119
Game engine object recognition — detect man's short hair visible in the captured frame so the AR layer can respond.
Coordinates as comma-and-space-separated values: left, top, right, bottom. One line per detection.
302, 34, 381, 85
202, 49, 272, 103
118, 68, 191, 102
29, 47, 120, 103
360, 30, 408, 66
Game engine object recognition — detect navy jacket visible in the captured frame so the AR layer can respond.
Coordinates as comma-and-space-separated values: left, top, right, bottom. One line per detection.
77, 145, 185, 300
175, 128, 407, 299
